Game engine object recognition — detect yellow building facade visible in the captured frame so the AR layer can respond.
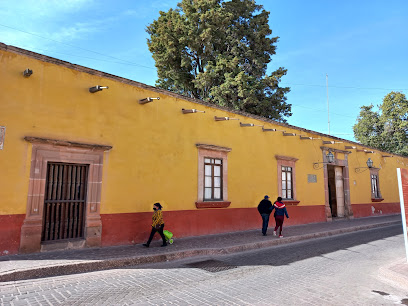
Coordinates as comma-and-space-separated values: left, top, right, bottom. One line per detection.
1, 43, 407, 255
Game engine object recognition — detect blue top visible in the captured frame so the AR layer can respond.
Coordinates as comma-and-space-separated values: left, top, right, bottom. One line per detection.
270, 201, 289, 218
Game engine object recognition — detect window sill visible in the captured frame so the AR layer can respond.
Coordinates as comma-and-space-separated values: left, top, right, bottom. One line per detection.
282, 200, 300, 206
371, 198, 384, 202
195, 201, 231, 208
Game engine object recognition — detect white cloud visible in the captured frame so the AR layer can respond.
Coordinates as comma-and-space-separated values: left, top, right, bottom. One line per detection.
48, 21, 104, 42
0, 0, 105, 51
0, 0, 94, 18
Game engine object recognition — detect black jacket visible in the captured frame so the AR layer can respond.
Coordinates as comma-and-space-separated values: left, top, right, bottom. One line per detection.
257, 199, 272, 215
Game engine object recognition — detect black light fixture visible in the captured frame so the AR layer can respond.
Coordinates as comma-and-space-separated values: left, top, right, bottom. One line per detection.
327, 151, 335, 163
355, 158, 374, 173
139, 97, 160, 104
23, 69, 33, 77
313, 150, 335, 169
89, 85, 109, 93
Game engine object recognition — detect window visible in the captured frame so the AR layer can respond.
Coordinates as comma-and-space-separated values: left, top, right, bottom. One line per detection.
196, 143, 231, 208
275, 155, 300, 205
371, 174, 379, 198
281, 166, 293, 200
370, 168, 382, 201
204, 158, 223, 200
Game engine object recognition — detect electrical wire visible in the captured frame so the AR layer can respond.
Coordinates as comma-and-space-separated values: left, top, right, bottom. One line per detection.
1, 23, 407, 92
22, 46, 156, 69
1, 23, 406, 129
291, 104, 357, 119
280, 82, 408, 92
0, 23, 155, 70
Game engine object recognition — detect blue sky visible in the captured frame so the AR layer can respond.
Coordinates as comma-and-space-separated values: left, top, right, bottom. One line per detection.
1, 0, 407, 141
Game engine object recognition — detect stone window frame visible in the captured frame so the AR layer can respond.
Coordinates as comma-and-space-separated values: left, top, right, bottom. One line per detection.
370, 167, 383, 202
195, 143, 231, 208
20, 137, 111, 253
275, 155, 300, 206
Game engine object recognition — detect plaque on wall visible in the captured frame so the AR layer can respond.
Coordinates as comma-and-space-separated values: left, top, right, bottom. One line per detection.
308, 174, 317, 183
0, 126, 5, 150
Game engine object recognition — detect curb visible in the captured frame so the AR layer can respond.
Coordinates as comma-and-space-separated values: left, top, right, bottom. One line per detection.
0, 221, 400, 283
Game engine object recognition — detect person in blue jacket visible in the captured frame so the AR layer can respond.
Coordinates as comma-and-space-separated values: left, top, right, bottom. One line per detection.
271, 197, 289, 238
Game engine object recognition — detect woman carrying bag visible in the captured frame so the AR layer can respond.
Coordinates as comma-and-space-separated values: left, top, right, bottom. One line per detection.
143, 203, 167, 247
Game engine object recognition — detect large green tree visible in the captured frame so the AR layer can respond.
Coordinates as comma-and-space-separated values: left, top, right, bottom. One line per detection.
146, 0, 291, 122
353, 91, 408, 156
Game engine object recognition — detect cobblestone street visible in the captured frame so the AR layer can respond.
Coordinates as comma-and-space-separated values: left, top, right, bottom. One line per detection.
1, 224, 407, 305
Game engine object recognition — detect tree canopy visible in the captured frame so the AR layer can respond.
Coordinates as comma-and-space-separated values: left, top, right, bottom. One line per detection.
353, 91, 408, 156
146, 0, 291, 122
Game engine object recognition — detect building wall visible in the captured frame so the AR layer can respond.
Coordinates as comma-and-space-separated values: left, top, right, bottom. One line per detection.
0, 46, 407, 254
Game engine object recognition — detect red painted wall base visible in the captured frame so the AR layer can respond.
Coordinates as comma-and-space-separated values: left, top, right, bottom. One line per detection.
101, 205, 327, 246
351, 202, 400, 218
0, 214, 25, 256
0, 202, 401, 255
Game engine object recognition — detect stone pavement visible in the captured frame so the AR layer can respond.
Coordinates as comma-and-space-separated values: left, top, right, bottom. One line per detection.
0, 214, 405, 283
379, 256, 408, 291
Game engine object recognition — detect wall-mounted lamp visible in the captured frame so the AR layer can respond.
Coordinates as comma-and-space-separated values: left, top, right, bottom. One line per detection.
182, 108, 205, 114
89, 85, 109, 93
214, 116, 239, 121
355, 158, 374, 173
139, 97, 160, 104
240, 122, 263, 127
23, 69, 33, 77
313, 150, 335, 169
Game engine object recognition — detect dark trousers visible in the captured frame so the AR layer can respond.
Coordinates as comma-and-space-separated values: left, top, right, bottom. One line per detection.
146, 224, 167, 245
261, 213, 270, 235
274, 215, 284, 235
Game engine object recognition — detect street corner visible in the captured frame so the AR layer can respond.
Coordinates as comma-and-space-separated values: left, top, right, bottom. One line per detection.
378, 257, 408, 291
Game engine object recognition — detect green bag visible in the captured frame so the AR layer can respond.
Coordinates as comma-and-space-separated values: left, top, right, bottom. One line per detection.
163, 230, 174, 244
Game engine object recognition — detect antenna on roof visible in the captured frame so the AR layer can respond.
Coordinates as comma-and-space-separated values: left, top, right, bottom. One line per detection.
326, 74, 330, 135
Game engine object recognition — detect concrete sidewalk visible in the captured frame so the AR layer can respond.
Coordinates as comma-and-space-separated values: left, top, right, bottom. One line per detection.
0, 214, 405, 283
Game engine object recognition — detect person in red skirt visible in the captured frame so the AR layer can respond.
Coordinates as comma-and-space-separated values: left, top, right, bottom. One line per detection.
271, 197, 289, 238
